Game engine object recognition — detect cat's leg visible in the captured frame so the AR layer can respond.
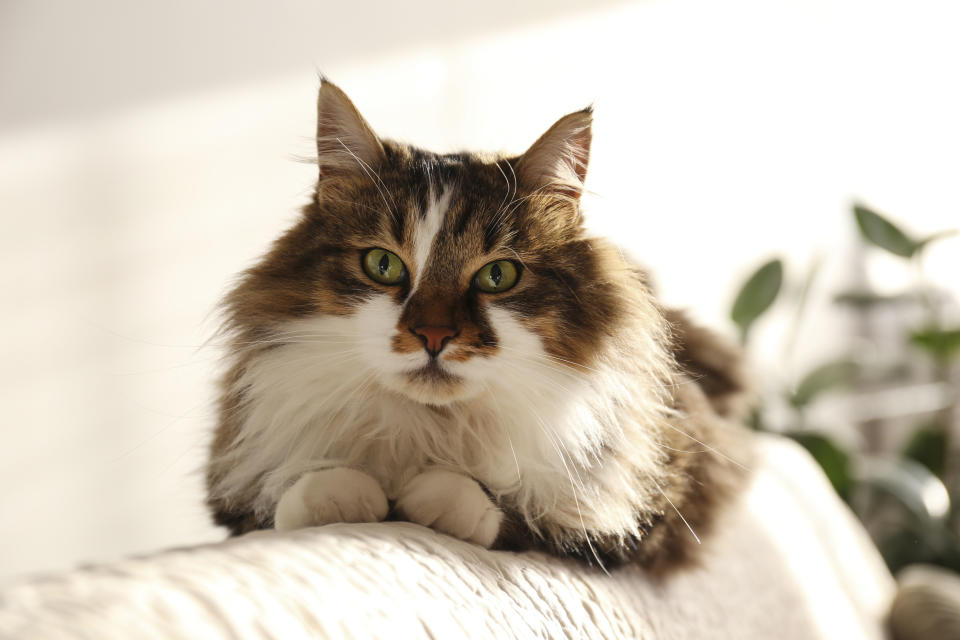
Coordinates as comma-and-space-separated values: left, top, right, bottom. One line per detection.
274, 467, 389, 531
394, 470, 503, 548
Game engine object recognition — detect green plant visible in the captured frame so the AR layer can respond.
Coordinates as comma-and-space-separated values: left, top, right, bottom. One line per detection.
731, 203, 958, 572
730, 258, 783, 344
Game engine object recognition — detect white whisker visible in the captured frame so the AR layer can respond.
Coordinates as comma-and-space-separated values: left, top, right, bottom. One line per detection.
334, 136, 398, 224
660, 423, 749, 471
652, 478, 701, 545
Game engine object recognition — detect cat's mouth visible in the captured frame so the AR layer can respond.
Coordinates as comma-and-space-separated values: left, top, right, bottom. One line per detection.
410, 358, 457, 381
392, 359, 472, 406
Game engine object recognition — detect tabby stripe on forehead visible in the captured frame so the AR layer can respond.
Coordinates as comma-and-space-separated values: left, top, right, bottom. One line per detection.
410, 187, 453, 292
389, 205, 406, 245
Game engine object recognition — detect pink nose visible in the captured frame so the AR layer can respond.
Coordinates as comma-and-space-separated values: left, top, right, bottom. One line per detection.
411, 326, 457, 356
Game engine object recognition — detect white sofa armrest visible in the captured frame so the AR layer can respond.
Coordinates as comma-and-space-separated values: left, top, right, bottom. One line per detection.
0, 435, 894, 639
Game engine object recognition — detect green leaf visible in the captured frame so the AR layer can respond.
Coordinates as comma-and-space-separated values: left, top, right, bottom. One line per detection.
731, 259, 783, 342
853, 204, 918, 258
854, 457, 951, 525
833, 290, 913, 308
787, 431, 852, 499
903, 425, 947, 478
910, 327, 960, 362
783, 256, 822, 358
915, 228, 958, 253
789, 359, 860, 409
851, 457, 954, 572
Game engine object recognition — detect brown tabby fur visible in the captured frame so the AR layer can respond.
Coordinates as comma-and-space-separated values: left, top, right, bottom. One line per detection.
206, 80, 752, 572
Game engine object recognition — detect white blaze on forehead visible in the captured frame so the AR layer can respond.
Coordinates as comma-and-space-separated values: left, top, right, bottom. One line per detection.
410, 186, 453, 292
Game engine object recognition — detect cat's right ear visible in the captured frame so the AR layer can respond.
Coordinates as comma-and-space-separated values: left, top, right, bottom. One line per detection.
316, 80, 386, 178
514, 107, 593, 202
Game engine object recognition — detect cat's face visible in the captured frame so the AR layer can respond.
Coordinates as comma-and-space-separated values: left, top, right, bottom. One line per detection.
230, 82, 625, 406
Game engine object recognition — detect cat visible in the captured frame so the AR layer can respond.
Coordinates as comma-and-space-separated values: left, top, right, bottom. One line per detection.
205, 79, 752, 572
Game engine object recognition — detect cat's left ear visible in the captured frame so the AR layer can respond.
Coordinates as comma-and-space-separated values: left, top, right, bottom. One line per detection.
315, 79, 386, 178
514, 107, 593, 201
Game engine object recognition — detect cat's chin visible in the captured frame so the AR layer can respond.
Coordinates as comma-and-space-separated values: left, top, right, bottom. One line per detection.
383, 362, 479, 406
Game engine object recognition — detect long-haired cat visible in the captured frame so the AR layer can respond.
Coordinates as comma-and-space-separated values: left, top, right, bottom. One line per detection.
206, 80, 751, 572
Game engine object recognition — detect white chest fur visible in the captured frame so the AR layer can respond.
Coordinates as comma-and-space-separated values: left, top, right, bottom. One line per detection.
212, 306, 668, 537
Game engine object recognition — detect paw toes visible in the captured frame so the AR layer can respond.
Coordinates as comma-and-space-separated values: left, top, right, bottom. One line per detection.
273, 468, 388, 531
471, 507, 504, 548
396, 470, 502, 547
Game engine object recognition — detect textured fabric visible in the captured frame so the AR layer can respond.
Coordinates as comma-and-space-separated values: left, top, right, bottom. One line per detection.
0, 436, 894, 639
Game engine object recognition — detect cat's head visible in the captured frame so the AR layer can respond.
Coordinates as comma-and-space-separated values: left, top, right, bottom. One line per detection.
227, 80, 634, 406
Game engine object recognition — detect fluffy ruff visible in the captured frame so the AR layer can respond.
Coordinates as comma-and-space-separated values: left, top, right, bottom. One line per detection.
206, 80, 750, 571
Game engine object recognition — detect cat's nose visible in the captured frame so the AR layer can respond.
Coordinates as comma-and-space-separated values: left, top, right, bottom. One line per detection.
410, 326, 457, 357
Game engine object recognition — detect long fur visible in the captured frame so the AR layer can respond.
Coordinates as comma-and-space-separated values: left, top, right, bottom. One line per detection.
206, 80, 751, 571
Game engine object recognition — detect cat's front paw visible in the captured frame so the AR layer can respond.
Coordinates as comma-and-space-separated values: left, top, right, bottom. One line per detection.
274, 467, 388, 531
395, 470, 503, 548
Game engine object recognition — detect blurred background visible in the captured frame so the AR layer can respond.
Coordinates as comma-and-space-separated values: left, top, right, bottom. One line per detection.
1, 0, 958, 584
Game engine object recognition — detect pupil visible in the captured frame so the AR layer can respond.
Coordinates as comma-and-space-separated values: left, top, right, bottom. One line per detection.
490, 263, 502, 285
378, 254, 390, 275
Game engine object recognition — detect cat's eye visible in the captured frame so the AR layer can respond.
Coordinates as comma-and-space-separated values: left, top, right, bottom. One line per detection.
362, 248, 407, 285
474, 260, 520, 293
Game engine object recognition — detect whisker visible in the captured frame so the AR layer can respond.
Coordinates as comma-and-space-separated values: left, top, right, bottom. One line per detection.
109, 399, 210, 462
496, 345, 703, 392
660, 423, 750, 471
333, 137, 399, 226
321, 195, 384, 216
491, 160, 512, 220
655, 443, 710, 454
529, 412, 607, 573
481, 379, 525, 489
650, 476, 701, 545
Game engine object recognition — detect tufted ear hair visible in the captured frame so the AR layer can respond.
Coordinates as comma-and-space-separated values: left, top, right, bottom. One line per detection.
514, 107, 593, 201
315, 79, 386, 178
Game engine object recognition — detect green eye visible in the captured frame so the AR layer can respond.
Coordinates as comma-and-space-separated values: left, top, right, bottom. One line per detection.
362, 248, 407, 285
474, 260, 519, 293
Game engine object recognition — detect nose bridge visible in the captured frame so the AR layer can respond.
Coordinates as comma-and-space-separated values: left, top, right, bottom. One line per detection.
403, 285, 459, 328
403, 241, 464, 327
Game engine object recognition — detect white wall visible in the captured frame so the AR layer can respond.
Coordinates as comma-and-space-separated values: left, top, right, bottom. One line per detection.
1, 0, 959, 583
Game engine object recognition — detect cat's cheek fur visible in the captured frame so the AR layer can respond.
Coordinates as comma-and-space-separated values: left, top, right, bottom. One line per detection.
395, 470, 503, 548
274, 467, 389, 531
442, 306, 539, 381
353, 295, 422, 376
